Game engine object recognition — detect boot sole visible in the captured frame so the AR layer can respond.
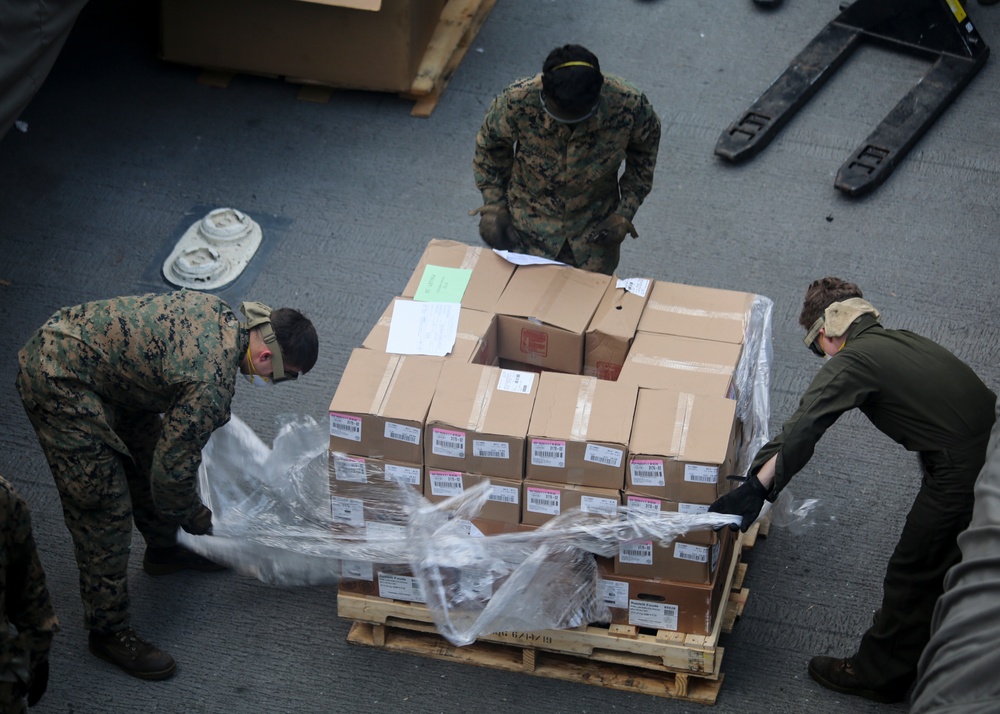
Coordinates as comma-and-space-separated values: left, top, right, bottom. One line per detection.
88, 643, 177, 681
807, 661, 906, 704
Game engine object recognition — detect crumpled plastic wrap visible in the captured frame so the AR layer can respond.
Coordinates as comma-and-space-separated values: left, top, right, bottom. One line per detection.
178, 293, 817, 646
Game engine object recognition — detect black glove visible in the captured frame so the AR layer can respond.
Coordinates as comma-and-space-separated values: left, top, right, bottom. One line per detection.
27, 659, 48, 707
181, 505, 213, 536
475, 205, 519, 250
587, 214, 638, 245
708, 474, 769, 533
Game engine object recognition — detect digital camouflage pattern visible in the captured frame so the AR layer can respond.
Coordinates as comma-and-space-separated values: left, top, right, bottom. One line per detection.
1, 474, 58, 714
473, 73, 661, 275
15, 291, 247, 631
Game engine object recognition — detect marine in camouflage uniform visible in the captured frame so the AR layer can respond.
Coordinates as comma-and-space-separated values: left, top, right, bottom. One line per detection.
1, 475, 59, 712
473, 46, 661, 275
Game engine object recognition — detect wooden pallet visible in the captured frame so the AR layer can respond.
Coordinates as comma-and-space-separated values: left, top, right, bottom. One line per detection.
338, 523, 762, 704
196, 0, 496, 117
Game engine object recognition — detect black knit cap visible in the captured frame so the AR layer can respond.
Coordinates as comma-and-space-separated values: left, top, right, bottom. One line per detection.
541, 44, 603, 120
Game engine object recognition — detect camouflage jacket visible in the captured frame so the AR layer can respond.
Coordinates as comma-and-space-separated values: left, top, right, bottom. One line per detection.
20, 291, 248, 523
0, 475, 58, 685
473, 73, 661, 263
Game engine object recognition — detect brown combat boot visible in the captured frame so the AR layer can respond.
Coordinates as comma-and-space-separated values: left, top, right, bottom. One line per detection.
88, 628, 176, 680
808, 656, 909, 703
142, 545, 227, 576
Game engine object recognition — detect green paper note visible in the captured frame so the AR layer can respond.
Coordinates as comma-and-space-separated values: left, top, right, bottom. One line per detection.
414, 265, 472, 303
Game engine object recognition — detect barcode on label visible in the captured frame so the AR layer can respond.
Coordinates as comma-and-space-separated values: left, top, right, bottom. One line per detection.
385, 421, 420, 445
432, 428, 466, 458
488, 485, 519, 504
685, 464, 719, 484
674, 543, 709, 563
473, 440, 510, 460
630, 459, 665, 487
330, 413, 362, 441
585, 444, 623, 468
619, 540, 653, 564
527, 488, 561, 515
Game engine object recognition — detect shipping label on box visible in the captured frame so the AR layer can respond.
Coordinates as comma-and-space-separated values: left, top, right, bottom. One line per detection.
618, 332, 743, 398
423, 469, 521, 524
402, 239, 517, 313
584, 276, 652, 380
614, 529, 731, 583
623, 492, 715, 545
521, 480, 621, 526
637, 281, 755, 345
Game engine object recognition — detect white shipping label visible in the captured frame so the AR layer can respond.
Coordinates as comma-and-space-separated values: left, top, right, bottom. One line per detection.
584, 444, 624, 468
432, 428, 466, 458
674, 543, 709, 563
531, 439, 566, 468
598, 578, 629, 609
331, 496, 365, 526
616, 277, 651, 298
629, 600, 679, 631
488, 485, 519, 505
626, 496, 661, 513
429, 471, 465, 497
333, 456, 368, 483
384, 463, 421, 486
630, 459, 666, 487
526, 487, 561, 515
619, 540, 654, 565
329, 412, 362, 441
580, 495, 618, 516
497, 369, 535, 394
341, 560, 373, 581
377, 573, 426, 603
678, 502, 710, 515
685, 464, 719, 484
366, 521, 407, 541
385, 421, 421, 445
473, 439, 510, 460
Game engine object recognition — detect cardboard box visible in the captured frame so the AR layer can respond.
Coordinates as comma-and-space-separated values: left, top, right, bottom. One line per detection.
494, 265, 612, 374
363, 297, 498, 366
627, 388, 740, 503
525, 373, 637, 489
402, 239, 517, 313
160, 0, 448, 94
423, 470, 521, 524
617, 332, 742, 398
521, 480, 621, 527
329, 453, 423, 490
328, 350, 442, 462
584, 277, 652, 380
596, 555, 730, 635
338, 565, 426, 602
622, 492, 715, 546
637, 281, 755, 345
424, 362, 538, 479
614, 528, 733, 583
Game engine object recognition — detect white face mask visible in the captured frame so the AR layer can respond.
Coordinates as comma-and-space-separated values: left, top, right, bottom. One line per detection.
244, 374, 273, 388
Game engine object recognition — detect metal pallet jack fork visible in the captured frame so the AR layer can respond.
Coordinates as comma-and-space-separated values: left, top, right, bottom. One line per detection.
715, 0, 989, 196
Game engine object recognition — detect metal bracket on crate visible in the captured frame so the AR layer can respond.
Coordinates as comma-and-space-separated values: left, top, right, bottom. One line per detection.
714, 0, 990, 196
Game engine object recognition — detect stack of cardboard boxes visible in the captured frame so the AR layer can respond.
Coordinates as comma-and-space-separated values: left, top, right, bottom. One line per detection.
332, 239, 763, 637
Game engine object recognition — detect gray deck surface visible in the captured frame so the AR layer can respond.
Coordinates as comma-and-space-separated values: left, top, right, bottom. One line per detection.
2, 1, 999, 712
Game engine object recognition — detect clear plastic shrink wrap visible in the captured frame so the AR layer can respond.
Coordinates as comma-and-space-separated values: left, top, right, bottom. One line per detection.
179, 294, 815, 645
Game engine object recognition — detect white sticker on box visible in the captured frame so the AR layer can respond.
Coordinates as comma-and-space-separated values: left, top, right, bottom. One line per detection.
456, 519, 485, 538
429, 471, 464, 497
384, 463, 420, 486
497, 369, 535, 394
581, 495, 618, 516
385, 421, 421, 445
685, 464, 719, 484
329, 412, 362, 441
366, 521, 407, 541
526, 487, 561, 515
473, 439, 510, 460
619, 540, 654, 565
629, 600, 678, 631
626, 495, 661, 513
341, 560, 373, 581
332, 455, 367, 483
678, 502, 710, 515
584, 444, 623, 468
674, 542, 709, 563
432, 428, 466, 458
630, 459, 665, 487
616, 277, 651, 298
331, 496, 365, 526
377, 573, 426, 603
488, 484, 519, 505
598, 578, 629, 609
531, 439, 566, 468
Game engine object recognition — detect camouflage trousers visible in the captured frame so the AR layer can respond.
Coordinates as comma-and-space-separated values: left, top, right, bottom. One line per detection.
507, 227, 621, 276
16, 354, 180, 633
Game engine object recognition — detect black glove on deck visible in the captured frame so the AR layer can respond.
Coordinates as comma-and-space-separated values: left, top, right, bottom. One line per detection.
708, 474, 769, 533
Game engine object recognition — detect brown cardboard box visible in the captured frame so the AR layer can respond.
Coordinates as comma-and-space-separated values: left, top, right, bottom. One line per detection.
328, 349, 442, 462
613, 528, 733, 583
424, 362, 538, 479
637, 281, 755, 345
402, 239, 517, 313
494, 265, 613, 374
622, 492, 715, 545
423, 469, 521, 524
338, 565, 427, 602
617, 332, 743, 398
584, 277, 652, 380
525, 373, 637, 489
160, 0, 448, 94
363, 297, 498, 366
596, 554, 730, 635
521, 480, 621, 527
329, 453, 423, 491
627, 388, 740, 503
